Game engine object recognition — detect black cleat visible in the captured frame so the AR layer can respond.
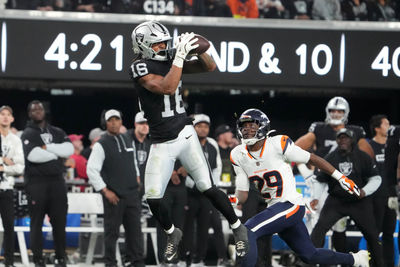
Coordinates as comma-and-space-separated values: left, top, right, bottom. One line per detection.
232, 224, 249, 258
164, 228, 183, 263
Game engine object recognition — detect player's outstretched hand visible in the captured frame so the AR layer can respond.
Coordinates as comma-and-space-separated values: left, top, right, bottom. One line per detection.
338, 176, 361, 197
173, 32, 199, 67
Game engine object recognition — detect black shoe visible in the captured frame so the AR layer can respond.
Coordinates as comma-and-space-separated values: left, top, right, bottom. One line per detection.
54, 258, 67, 267
5, 265, 16, 267
164, 227, 183, 263
35, 258, 46, 267
232, 224, 249, 258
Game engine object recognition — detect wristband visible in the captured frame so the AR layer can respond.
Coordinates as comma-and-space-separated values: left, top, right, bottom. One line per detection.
173, 57, 184, 68
331, 169, 343, 181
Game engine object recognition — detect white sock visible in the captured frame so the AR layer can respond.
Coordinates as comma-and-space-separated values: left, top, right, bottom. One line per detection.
230, 219, 241, 229
165, 224, 175, 234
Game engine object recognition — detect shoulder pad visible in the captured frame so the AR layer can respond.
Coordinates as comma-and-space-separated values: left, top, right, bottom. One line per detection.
308, 121, 324, 133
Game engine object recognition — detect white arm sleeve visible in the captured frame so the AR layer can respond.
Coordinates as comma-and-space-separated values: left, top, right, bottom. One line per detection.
27, 147, 58, 163
207, 138, 222, 185
234, 165, 249, 191
132, 141, 140, 179
185, 176, 196, 189
46, 142, 74, 158
362, 175, 382, 196
87, 143, 107, 191
284, 144, 310, 164
4, 138, 25, 176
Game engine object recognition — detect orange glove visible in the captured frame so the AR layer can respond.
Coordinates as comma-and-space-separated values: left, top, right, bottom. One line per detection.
339, 176, 360, 197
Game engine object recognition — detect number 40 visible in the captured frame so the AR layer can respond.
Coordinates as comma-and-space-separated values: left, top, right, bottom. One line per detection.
371, 46, 400, 77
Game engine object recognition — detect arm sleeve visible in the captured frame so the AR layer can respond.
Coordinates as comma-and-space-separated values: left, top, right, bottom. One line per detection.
27, 147, 58, 163
234, 165, 249, 191
362, 175, 382, 196
208, 138, 222, 185
46, 142, 74, 158
131, 141, 140, 179
185, 176, 196, 189
4, 137, 25, 176
86, 143, 107, 191
283, 137, 311, 163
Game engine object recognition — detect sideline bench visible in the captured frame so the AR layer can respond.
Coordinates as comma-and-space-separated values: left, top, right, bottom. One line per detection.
0, 193, 159, 266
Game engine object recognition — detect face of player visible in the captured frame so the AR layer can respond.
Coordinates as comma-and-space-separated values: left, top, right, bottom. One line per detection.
135, 122, 149, 136
0, 109, 14, 128
194, 122, 210, 139
28, 103, 45, 123
328, 109, 345, 123
151, 41, 167, 53
336, 134, 352, 152
241, 122, 258, 139
106, 117, 122, 135
376, 118, 390, 137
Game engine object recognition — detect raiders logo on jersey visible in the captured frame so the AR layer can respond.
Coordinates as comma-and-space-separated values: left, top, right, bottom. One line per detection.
339, 162, 353, 176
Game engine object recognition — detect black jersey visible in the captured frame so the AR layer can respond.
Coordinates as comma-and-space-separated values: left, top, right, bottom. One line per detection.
384, 125, 400, 196
369, 139, 387, 197
130, 59, 192, 143
317, 147, 379, 202
308, 122, 366, 158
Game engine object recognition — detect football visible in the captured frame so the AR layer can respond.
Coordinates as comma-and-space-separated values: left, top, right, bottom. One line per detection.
191, 34, 210, 55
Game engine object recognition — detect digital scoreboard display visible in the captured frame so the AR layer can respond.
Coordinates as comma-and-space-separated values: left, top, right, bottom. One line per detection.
1, 12, 400, 89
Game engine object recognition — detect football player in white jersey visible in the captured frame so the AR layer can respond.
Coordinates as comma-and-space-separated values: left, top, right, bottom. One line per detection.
230, 109, 370, 267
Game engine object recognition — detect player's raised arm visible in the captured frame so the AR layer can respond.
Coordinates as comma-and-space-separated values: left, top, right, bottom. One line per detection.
183, 53, 217, 73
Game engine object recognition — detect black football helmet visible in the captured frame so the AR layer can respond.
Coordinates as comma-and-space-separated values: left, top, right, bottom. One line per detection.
237, 109, 270, 145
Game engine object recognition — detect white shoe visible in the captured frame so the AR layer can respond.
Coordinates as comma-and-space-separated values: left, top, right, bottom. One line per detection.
351, 250, 370, 267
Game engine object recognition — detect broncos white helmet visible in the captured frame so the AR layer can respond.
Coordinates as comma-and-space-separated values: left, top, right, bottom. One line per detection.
325, 96, 350, 125
131, 21, 173, 61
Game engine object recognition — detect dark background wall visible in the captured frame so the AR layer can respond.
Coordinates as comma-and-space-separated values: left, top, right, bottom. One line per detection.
3, 86, 399, 146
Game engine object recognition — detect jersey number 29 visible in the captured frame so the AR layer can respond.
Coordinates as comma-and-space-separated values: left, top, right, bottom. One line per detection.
249, 170, 283, 199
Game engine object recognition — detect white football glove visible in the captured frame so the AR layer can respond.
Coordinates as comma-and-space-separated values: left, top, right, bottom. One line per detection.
173, 32, 199, 68
388, 196, 399, 211
338, 176, 360, 197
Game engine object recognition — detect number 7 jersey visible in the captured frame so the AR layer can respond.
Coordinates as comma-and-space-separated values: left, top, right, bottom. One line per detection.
130, 58, 192, 143
230, 135, 311, 207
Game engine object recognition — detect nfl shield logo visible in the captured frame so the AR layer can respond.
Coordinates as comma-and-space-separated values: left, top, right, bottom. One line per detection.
339, 162, 353, 176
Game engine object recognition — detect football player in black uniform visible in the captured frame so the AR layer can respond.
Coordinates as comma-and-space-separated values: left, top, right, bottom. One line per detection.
369, 115, 397, 267
129, 21, 248, 263
385, 124, 400, 263
295, 96, 374, 253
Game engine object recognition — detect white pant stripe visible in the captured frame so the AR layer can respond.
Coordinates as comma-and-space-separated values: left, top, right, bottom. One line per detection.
251, 204, 298, 232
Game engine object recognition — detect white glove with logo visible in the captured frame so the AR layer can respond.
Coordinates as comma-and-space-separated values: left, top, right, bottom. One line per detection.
388, 196, 399, 211
173, 32, 199, 68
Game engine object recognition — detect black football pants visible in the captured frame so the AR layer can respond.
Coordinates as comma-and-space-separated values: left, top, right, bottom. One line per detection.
26, 180, 68, 263
0, 190, 15, 265
373, 196, 397, 267
311, 196, 384, 267
103, 192, 144, 266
